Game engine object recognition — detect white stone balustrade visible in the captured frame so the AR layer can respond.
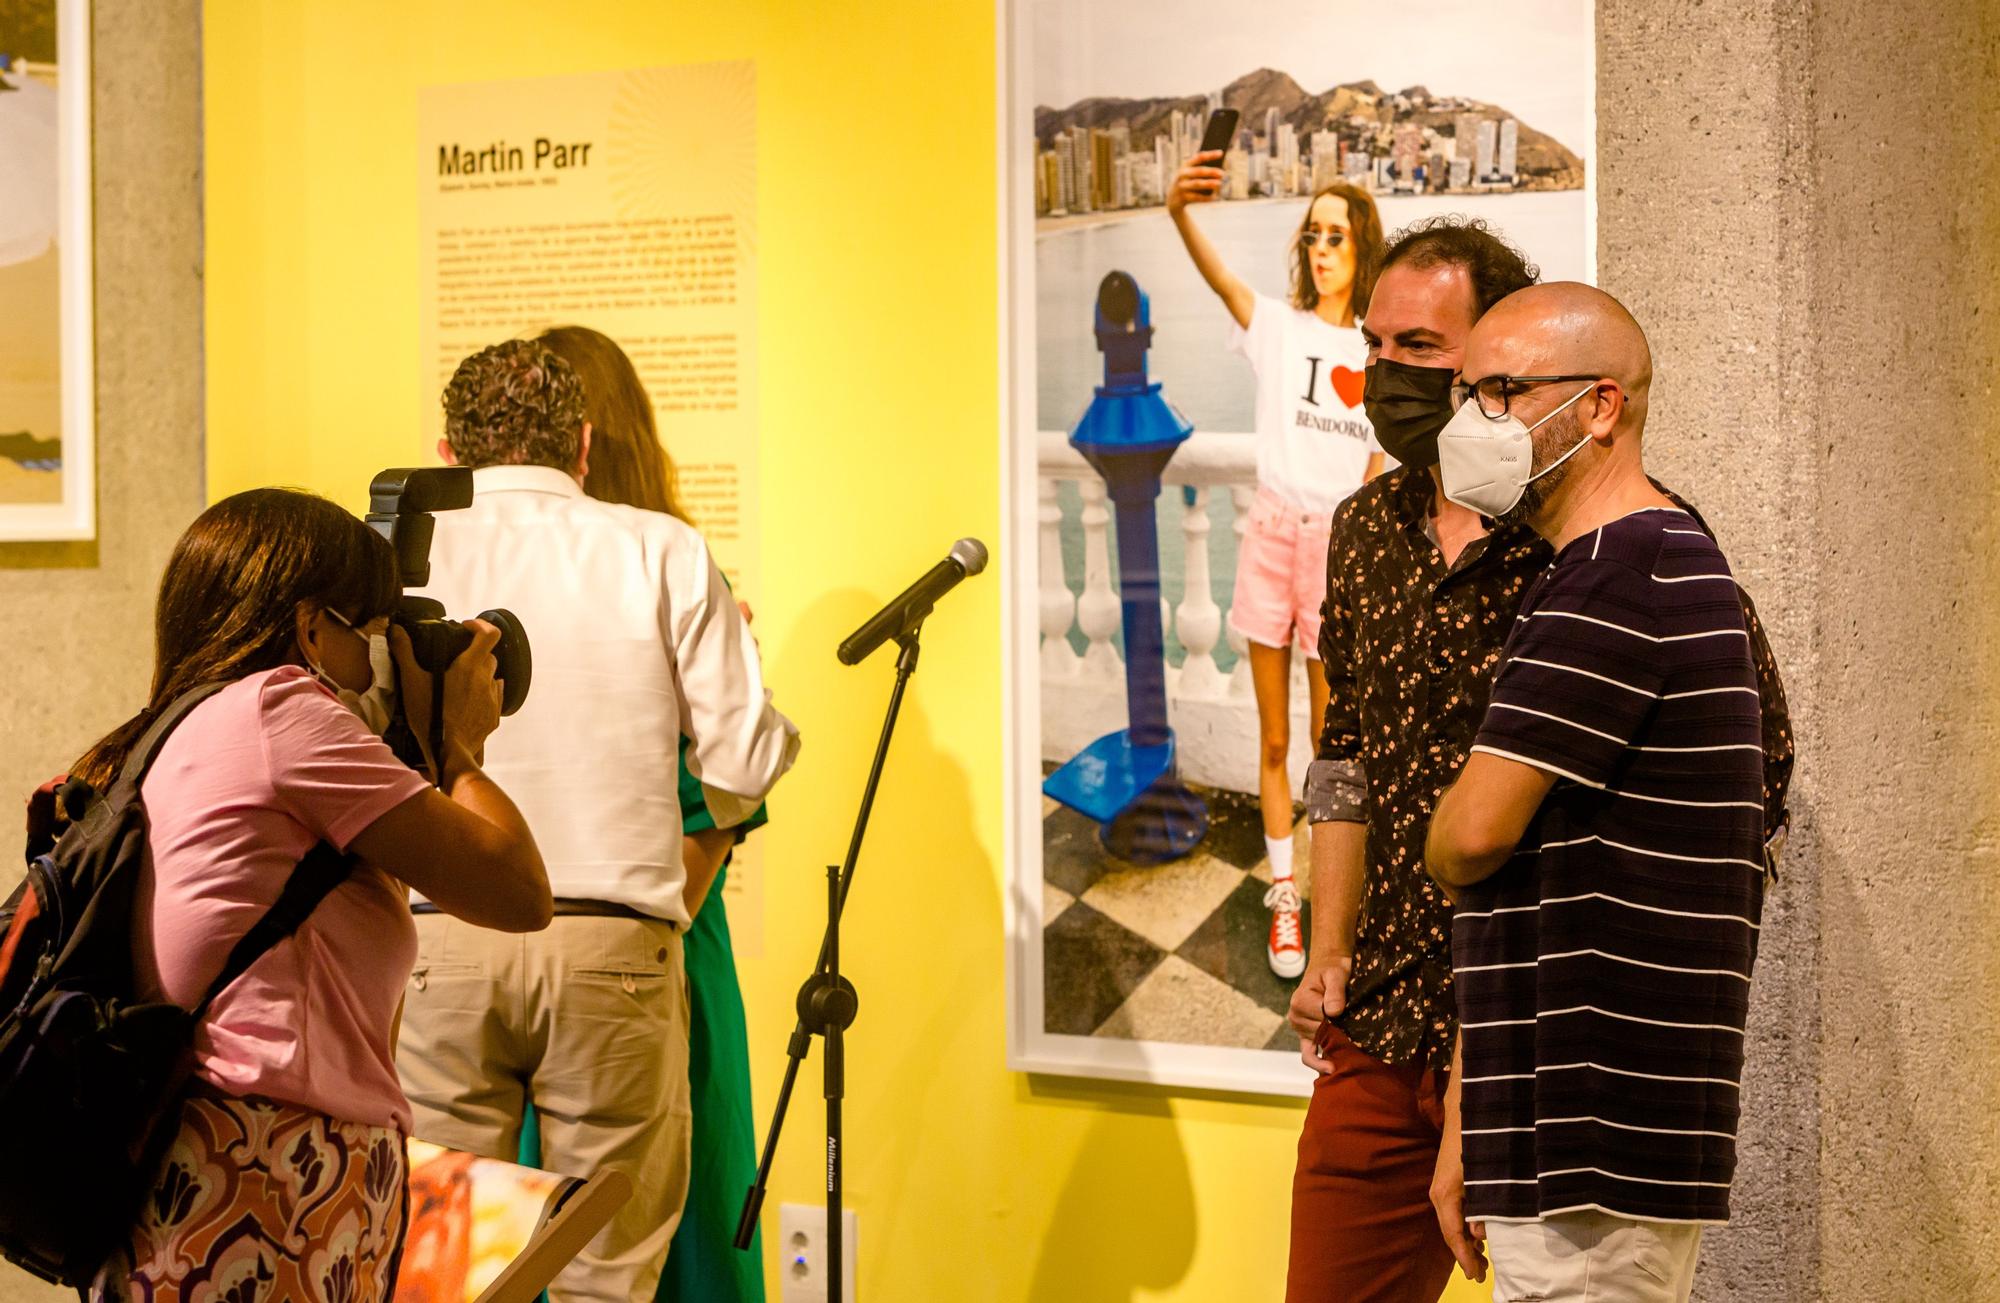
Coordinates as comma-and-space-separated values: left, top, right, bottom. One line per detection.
1036, 430, 1320, 799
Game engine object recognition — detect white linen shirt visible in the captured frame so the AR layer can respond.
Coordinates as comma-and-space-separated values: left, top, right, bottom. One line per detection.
412, 465, 799, 924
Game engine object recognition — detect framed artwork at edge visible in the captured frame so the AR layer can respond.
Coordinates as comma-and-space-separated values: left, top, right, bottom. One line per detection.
999, 0, 1597, 1096
0, 0, 94, 542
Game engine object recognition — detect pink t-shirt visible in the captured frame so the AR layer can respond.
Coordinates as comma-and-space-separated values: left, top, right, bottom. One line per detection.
136, 665, 431, 1129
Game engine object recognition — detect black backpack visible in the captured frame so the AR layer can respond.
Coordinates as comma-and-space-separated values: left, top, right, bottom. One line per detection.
0, 683, 353, 1290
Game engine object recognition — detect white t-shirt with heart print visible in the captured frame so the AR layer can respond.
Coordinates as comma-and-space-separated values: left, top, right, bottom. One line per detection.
1227, 292, 1380, 517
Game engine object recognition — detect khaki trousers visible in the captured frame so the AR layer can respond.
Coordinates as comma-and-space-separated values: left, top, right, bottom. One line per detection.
1485, 1211, 1703, 1303
397, 912, 692, 1303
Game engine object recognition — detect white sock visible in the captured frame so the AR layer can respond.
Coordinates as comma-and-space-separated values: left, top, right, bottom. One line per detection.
1265, 833, 1295, 882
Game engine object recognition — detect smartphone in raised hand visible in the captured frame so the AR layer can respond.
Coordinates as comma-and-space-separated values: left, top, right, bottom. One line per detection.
1198, 107, 1240, 166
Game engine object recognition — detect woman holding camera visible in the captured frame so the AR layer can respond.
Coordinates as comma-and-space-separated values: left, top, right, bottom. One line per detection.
74, 487, 551, 1302
537, 323, 774, 1303
1166, 153, 1386, 981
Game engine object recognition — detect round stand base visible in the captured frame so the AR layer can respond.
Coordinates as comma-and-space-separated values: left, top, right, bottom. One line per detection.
1099, 778, 1209, 865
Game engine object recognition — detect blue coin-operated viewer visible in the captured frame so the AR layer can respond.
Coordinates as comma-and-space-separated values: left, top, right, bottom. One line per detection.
1043, 270, 1209, 863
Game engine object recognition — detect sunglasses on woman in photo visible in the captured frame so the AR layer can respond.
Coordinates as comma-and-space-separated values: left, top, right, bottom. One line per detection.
1300, 229, 1347, 248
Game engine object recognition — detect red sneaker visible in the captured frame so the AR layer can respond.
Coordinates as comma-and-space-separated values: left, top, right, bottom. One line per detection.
1264, 878, 1305, 979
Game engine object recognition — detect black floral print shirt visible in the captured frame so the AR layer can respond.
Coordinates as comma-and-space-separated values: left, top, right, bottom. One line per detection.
1305, 466, 1794, 1075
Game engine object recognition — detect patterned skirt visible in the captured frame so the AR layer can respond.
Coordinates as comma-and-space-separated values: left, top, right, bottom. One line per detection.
94, 1089, 408, 1303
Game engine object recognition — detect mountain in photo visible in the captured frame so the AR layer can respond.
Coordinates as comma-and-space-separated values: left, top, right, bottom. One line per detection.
1034, 68, 1585, 190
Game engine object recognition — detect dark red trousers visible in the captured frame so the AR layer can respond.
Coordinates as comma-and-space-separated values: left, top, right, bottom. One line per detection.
1286, 1028, 1457, 1303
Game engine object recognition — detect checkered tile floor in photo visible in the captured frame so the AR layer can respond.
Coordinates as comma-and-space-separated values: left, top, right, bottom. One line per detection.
1042, 771, 1311, 1052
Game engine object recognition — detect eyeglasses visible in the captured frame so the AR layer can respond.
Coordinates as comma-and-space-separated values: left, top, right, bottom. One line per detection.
326, 607, 387, 641
1299, 229, 1347, 249
1450, 374, 1603, 420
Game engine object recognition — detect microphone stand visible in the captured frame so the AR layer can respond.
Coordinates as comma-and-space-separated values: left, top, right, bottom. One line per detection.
736, 625, 924, 1301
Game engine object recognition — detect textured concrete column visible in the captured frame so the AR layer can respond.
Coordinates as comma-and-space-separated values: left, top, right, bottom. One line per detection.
0, 1, 204, 832
1808, 1, 2000, 1299
1601, 0, 2000, 1299
0, 2, 202, 1293
1598, 3, 1820, 1298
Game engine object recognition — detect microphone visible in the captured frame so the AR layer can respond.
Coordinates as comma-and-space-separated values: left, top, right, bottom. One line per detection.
838, 538, 988, 665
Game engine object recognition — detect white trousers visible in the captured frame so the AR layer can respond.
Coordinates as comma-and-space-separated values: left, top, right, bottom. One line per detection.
1485, 1210, 1703, 1303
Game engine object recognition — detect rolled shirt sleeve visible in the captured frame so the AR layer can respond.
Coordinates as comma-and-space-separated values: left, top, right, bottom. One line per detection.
1306, 522, 1367, 824
667, 539, 800, 829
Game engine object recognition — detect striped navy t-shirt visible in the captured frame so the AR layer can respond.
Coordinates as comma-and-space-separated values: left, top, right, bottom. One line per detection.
1453, 507, 1765, 1225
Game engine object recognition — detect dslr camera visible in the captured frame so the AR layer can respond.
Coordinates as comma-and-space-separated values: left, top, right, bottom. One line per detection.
366, 467, 532, 773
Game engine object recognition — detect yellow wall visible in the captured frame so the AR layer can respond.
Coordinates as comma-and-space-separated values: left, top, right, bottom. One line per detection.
203, 3, 1490, 1299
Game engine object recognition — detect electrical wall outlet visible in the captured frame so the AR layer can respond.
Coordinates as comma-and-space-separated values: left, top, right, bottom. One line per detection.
777, 1203, 858, 1303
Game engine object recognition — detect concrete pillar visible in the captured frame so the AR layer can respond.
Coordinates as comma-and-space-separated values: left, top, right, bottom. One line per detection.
0, 0, 206, 823
1806, 1, 2000, 1299
0, 2, 201, 1295
1600, 0, 2000, 1297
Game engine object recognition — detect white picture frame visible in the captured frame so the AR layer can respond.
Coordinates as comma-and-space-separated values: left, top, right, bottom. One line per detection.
0, 0, 94, 542
1001, 0, 1596, 1096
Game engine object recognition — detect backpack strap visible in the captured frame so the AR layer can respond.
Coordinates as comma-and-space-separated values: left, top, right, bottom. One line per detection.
119, 682, 234, 788
191, 841, 355, 1022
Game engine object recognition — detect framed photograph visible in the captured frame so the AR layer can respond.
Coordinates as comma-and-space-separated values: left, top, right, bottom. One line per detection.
1001, 0, 1595, 1095
0, 0, 94, 541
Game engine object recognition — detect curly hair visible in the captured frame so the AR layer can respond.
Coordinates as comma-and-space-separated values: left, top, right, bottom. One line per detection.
1378, 215, 1540, 317
441, 339, 587, 470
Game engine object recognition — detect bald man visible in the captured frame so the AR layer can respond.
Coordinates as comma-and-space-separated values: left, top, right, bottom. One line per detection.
1422, 284, 1767, 1302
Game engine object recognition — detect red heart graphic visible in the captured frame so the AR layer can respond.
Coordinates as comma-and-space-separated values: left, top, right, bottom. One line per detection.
1330, 366, 1365, 409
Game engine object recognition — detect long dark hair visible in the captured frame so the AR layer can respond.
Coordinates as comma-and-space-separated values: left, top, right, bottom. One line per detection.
536, 325, 690, 522
1289, 182, 1385, 321
71, 488, 399, 792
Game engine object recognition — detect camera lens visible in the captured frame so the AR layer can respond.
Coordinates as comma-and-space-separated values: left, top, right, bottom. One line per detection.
477, 609, 533, 715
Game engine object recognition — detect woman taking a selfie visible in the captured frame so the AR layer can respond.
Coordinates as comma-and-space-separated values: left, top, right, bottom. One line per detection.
77, 488, 550, 1301
1166, 140, 1386, 982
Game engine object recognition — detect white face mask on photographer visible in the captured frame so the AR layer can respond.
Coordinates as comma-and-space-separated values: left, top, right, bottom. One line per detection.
307, 608, 398, 737
1437, 381, 1598, 519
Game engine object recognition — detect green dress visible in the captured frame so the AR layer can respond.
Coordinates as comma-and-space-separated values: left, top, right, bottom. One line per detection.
520, 738, 768, 1302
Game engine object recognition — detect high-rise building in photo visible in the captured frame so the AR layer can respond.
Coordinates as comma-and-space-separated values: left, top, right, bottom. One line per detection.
1060, 128, 1092, 213
1392, 123, 1424, 192
1453, 112, 1482, 184
1132, 155, 1163, 206
1498, 118, 1519, 184
1476, 119, 1498, 182
1265, 106, 1281, 154
1091, 128, 1117, 209
1155, 135, 1178, 193
1311, 133, 1341, 191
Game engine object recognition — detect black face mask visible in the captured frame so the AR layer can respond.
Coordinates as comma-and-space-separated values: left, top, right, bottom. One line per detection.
1363, 357, 1457, 468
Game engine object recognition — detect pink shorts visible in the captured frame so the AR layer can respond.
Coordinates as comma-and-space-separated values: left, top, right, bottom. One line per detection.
1230, 487, 1332, 656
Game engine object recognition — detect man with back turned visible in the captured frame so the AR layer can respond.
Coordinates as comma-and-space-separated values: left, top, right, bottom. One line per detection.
395, 339, 799, 1302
